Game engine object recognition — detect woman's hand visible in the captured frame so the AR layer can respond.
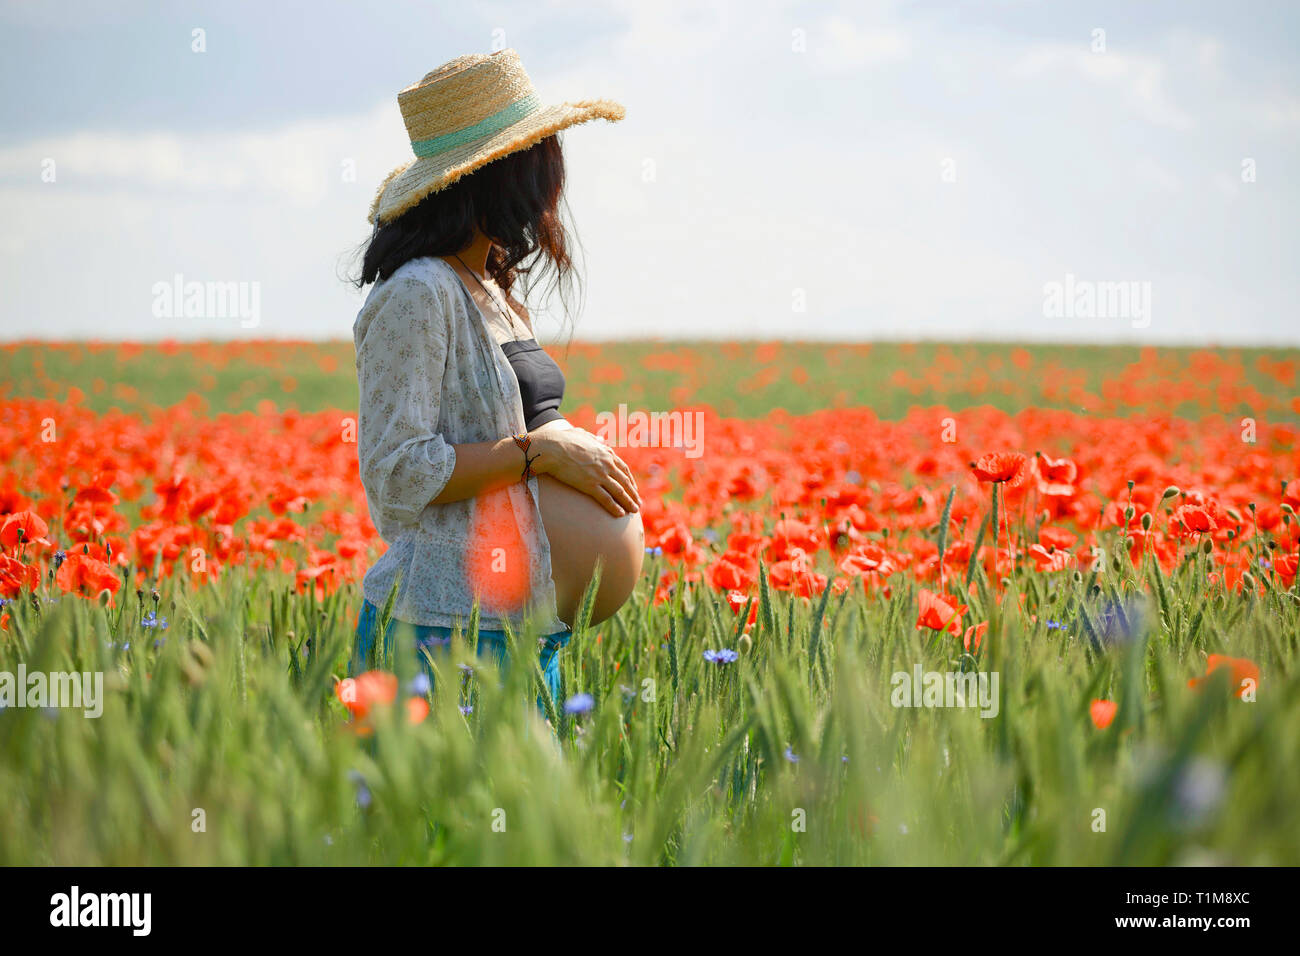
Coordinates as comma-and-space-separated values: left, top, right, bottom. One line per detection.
529, 427, 641, 517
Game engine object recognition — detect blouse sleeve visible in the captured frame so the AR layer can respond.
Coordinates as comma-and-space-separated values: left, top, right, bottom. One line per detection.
355, 276, 458, 528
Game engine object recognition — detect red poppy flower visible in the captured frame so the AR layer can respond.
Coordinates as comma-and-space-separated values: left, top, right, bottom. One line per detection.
708, 553, 757, 591
55, 551, 121, 600
334, 670, 398, 720
0, 554, 40, 598
1089, 699, 1117, 729
1029, 543, 1073, 572
1275, 553, 1297, 586
464, 488, 531, 615
769, 518, 823, 561
971, 453, 1027, 487
1039, 525, 1077, 551
839, 543, 895, 577
656, 523, 694, 557
1172, 504, 1217, 536
726, 589, 758, 627
652, 568, 679, 606
406, 697, 430, 724
0, 510, 50, 549
916, 589, 966, 635
1188, 655, 1259, 699
1036, 454, 1078, 484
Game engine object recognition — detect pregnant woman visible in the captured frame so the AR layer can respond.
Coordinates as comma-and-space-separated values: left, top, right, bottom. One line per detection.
350, 50, 644, 704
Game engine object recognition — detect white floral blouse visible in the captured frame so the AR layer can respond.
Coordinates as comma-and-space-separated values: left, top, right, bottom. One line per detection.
352, 256, 565, 636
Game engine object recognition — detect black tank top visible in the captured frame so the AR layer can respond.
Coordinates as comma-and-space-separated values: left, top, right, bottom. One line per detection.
500, 338, 565, 430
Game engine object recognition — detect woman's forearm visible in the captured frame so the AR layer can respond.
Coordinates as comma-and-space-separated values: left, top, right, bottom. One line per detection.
429, 419, 639, 517
433, 417, 575, 505
431, 437, 528, 505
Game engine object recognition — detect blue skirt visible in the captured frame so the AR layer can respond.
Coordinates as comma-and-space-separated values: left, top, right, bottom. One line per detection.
351, 600, 569, 714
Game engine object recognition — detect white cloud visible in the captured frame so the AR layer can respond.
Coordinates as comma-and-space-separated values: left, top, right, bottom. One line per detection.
1011, 43, 1195, 130
1133, 156, 1182, 192
813, 14, 910, 69
0, 101, 405, 208
0, 0, 1297, 345
1246, 94, 1300, 131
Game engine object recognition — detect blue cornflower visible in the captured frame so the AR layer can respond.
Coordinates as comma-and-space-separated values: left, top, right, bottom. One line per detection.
347, 769, 371, 809
645, 546, 664, 557
1045, 620, 1066, 630
703, 648, 739, 664
1094, 598, 1150, 647
1172, 757, 1226, 829
783, 747, 799, 764
141, 611, 168, 630
52, 550, 67, 569
564, 693, 595, 715
408, 673, 432, 697
458, 704, 473, 716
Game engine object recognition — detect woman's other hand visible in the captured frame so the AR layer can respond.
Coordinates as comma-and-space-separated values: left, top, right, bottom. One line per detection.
530, 427, 640, 517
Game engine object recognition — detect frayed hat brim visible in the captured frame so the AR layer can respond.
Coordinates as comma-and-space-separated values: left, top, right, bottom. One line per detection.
368, 98, 624, 225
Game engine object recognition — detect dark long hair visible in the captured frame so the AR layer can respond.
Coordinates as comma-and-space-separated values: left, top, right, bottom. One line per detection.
353, 134, 580, 327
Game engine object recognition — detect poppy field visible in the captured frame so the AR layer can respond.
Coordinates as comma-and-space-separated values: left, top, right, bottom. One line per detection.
1, 339, 1298, 865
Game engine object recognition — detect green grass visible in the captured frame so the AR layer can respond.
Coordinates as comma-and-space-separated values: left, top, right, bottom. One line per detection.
3, 339, 1298, 420
1, 540, 1295, 865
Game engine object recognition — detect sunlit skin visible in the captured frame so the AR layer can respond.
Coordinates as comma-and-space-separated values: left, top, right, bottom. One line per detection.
533, 441, 644, 626
440, 232, 644, 627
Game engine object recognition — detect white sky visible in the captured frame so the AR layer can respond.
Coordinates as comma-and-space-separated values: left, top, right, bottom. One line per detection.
1, 0, 1297, 344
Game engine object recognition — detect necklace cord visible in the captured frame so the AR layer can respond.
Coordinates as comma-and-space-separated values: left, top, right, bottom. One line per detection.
455, 254, 520, 335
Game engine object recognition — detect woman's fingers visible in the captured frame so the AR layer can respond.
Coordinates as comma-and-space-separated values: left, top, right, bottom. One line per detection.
608, 462, 639, 507
597, 446, 638, 500
610, 455, 640, 502
601, 476, 639, 515
592, 485, 626, 518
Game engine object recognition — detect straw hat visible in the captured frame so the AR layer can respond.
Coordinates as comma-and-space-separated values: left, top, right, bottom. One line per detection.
368, 49, 625, 226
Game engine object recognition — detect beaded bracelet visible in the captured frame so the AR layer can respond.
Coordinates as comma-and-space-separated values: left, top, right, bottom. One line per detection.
511, 433, 541, 481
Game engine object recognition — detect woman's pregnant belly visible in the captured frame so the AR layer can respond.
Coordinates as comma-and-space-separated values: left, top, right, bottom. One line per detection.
537, 474, 644, 627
